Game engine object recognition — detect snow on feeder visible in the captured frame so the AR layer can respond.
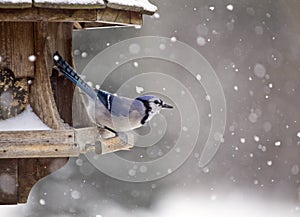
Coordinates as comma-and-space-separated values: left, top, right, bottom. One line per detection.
0, 0, 157, 204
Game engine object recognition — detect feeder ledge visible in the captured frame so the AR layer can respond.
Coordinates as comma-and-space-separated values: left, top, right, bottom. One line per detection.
0, 127, 134, 159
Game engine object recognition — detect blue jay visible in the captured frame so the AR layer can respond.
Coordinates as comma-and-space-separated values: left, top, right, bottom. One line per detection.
53, 52, 173, 133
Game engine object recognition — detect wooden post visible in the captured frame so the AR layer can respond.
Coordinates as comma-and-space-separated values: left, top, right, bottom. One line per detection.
0, 22, 35, 204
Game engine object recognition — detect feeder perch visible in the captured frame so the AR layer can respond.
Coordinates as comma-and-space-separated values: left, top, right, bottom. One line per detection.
0, 0, 157, 205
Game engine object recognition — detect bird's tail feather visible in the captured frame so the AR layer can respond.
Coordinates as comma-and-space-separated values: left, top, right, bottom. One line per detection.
53, 52, 97, 100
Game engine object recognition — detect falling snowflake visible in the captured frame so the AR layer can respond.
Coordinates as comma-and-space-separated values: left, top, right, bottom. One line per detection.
226, 4, 234, 11
81, 52, 88, 58
274, 141, 281, 147
71, 190, 81, 199
263, 122, 272, 132
133, 61, 139, 68
159, 43, 166, 50
129, 43, 141, 54
28, 55, 36, 62
203, 167, 210, 173
196, 36, 206, 46
73, 49, 81, 55
170, 37, 177, 42
136, 86, 144, 94
128, 169, 136, 176
39, 199, 46, 206
208, 6, 215, 11
291, 164, 299, 175
153, 12, 160, 19
254, 26, 264, 35
254, 63, 266, 78
196, 74, 202, 81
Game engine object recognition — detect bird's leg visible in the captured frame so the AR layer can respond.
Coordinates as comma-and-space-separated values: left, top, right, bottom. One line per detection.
97, 124, 128, 144
97, 124, 118, 137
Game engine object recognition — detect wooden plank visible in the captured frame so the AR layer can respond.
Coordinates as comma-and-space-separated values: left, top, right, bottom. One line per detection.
98, 132, 134, 154
115, 10, 130, 24
0, 130, 78, 158
100, 7, 119, 23
0, 128, 133, 158
34, 0, 105, 9
78, 9, 142, 28
73, 22, 83, 29
18, 157, 68, 203
0, 22, 32, 205
0, 8, 97, 22
96, 9, 104, 21
130, 11, 143, 26
0, 159, 17, 204
0, 22, 34, 78
75, 127, 133, 154
0, 8, 143, 26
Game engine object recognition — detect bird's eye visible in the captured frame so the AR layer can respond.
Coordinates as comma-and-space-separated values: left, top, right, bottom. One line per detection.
154, 100, 159, 104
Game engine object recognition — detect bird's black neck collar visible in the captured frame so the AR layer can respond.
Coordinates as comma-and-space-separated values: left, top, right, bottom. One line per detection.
136, 98, 152, 125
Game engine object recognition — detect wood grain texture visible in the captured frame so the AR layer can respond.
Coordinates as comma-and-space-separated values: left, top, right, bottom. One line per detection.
0, 0, 156, 15
0, 22, 34, 78
34, 0, 105, 9
18, 157, 68, 203
0, 127, 133, 157
130, 11, 142, 26
0, 8, 143, 26
96, 9, 104, 21
0, 159, 17, 204
0, 130, 79, 158
46, 22, 74, 126
30, 22, 73, 130
0, 8, 97, 22
0, 22, 32, 205
20, 22, 73, 204
98, 7, 119, 23
115, 10, 130, 24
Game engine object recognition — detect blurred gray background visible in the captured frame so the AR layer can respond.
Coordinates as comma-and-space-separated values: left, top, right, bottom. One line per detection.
3, 0, 300, 216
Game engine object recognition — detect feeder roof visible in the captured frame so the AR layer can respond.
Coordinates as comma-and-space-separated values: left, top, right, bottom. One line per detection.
0, 0, 157, 25
0, 0, 157, 14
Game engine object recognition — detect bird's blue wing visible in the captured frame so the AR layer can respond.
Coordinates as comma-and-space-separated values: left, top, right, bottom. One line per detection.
101, 94, 144, 117
97, 89, 114, 112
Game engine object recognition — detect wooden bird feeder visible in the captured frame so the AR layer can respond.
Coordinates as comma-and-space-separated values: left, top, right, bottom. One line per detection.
0, 0, 157, 204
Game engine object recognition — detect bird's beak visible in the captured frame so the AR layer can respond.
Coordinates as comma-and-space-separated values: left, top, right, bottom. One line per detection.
162, 103, 173, 109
